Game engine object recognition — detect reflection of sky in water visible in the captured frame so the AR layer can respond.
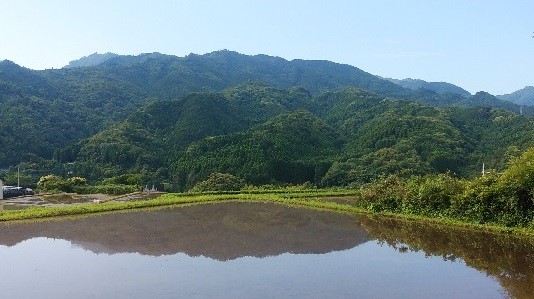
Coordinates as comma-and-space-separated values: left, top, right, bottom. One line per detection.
0, 237, 504, 299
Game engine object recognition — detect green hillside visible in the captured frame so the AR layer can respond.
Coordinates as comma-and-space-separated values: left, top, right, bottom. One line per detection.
171, 110, 343, 190
51, 85, 534, 190
1, 51, 532, 190
1, 51, 530, 169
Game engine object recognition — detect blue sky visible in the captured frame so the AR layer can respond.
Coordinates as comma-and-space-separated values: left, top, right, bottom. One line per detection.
0, 0, 532, 95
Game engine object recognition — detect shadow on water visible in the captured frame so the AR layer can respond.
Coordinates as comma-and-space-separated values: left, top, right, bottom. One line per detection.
0, 202, 532, 298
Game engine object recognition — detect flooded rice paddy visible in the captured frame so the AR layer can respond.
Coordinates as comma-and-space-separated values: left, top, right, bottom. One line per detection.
0, 202, 532, 298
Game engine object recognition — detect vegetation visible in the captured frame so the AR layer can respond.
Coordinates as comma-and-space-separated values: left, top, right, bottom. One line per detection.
35, 174, 138, 195
37, 175, 87, 193
354, 147, 534, 228
2, 51, 533, 225
16, 85, 526, 190
191, 173, 245, 192
2, 51, 532, 170
1, 148, 533, 232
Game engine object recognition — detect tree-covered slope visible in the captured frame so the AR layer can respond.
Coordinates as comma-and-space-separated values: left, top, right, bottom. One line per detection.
62, 86, 534, 190
61, 93, 245, 180
1, 50, 531, 171
171, 110, 343, 189
0, 60, 149, 167
61, 84, 313, 181
318, 89, 534, 186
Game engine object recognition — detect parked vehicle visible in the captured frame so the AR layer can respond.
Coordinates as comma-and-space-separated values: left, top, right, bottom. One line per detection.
2, 186, 34, 199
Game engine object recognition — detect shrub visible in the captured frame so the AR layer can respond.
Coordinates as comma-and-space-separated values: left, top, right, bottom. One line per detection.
67, 176, 87, 186
101, 174, 142, 186
497, 148, 534, 216
404, 173, 465, 217
359, 175, 409, 212
37, 175, 64, 192
450, 173, 501, 223
191, 173, 245, 192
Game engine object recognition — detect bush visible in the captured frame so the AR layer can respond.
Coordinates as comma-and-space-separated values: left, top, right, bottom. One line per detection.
67, 176, 87, 186
191, 173, 245, 192
450, 173, 501, 223
403, 173, 465, 217
359, 175, 409, 212
37, 175, 65, 192
101, 174, 142, 186
498, 148, 534, 213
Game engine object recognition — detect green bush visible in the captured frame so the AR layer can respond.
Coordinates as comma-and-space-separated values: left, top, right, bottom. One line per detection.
404, 174, 465, 217
359, 175, 409, 212
449, 148, 534, 227
101, 174, 142, 186
37, 175, 88, 193
37, 174, 64, 192
498, 149, 534, 209
450, 173, 500, 223
191, 173, 245, 192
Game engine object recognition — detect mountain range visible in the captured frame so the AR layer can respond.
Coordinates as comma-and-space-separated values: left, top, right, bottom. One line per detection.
1, 51, 533, 189
383, 77, 471, 97
498, 86, 534, 107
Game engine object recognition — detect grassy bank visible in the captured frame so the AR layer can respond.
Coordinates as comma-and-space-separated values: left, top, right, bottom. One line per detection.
1, 190, 533, 237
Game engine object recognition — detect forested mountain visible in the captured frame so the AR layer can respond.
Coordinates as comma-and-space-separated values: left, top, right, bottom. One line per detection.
0, 51, 411, 167
56, 83, 313, 181
1, 51, 533, 189
385, 78, 471, 97
317, 89, 534, 186
172, 110, 343, 189
0, 60, 148, 167
51, 85, 534, 190
498, 86, 534, 106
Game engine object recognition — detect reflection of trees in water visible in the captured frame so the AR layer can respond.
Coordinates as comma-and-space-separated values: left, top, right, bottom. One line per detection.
0, 203, 369, 260
1, 203, 531, 297
359, 216, 534, 299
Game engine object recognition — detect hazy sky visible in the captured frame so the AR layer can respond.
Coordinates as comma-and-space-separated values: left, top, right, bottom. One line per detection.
0, 0, 532, 94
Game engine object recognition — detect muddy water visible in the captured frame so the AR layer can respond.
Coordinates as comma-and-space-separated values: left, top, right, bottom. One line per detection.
0, 202, 531, 299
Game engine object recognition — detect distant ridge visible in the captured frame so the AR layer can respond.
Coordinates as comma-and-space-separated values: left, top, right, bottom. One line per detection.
498, 86, 534, 106
64, 52, 119, 68
385, 77, 471, 97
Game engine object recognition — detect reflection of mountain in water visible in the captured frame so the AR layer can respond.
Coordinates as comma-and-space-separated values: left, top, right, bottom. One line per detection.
359, 216, 534, 299
1, 202, 532, 298
0, 202, 369, 260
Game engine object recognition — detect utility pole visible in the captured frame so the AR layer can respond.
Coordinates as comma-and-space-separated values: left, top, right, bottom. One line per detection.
17, 164, 20, 187
482, 163, 485, 177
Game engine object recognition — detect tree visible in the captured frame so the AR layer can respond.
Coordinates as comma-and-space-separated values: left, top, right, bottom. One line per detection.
2, 171, 34, 187
37, 174, 64, 191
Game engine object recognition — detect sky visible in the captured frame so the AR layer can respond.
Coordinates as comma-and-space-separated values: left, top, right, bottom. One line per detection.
0, 0, 532, 95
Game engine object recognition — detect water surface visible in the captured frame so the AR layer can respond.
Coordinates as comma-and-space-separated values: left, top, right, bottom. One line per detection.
0, 202, 532, 298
